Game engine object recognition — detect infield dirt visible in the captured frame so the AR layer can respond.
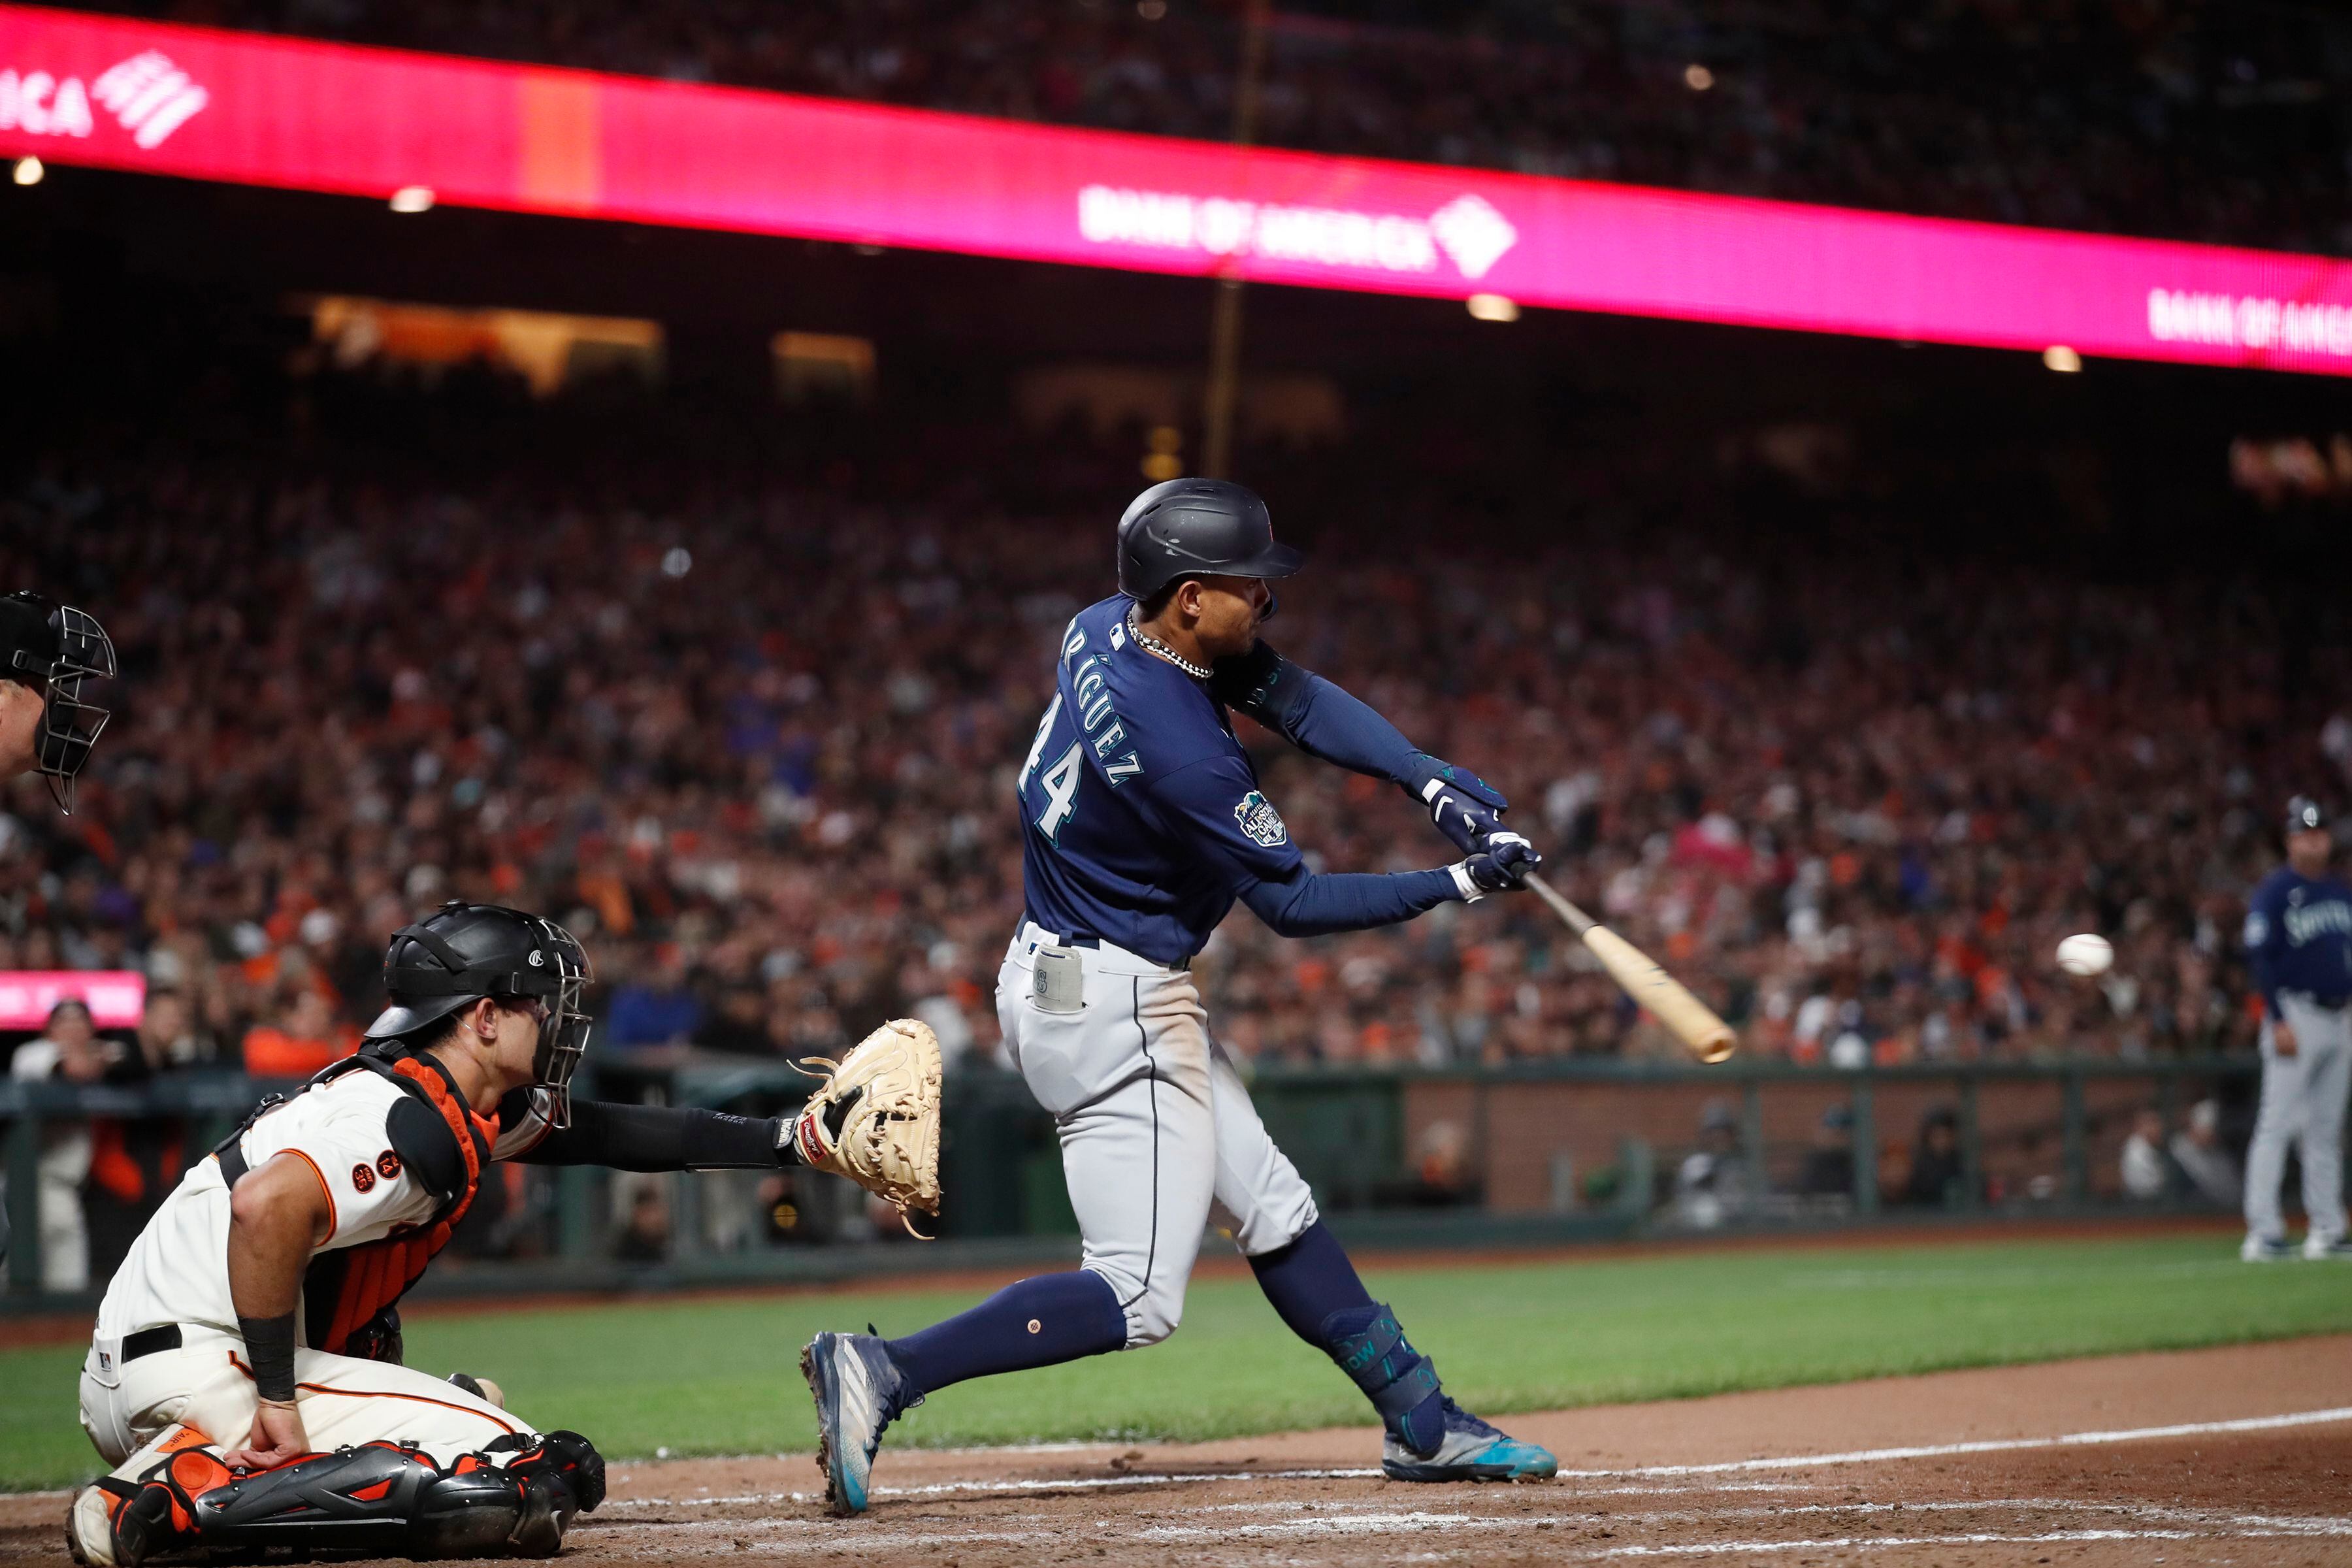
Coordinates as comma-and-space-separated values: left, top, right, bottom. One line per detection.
7, 1334, 2349, 1565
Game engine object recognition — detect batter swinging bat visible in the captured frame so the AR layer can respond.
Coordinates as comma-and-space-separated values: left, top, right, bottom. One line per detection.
1524, 872, 1737, 1063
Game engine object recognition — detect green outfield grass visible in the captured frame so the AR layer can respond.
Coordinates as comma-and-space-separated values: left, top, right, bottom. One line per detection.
7, 1232, 2349, 1492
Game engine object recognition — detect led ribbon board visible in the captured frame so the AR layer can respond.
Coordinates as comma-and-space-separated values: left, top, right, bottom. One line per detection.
5, 3, 2351, 373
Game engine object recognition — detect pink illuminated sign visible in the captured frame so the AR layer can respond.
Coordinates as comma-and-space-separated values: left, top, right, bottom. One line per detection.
5, 3, 2352, 372
0, 970, 146, 1030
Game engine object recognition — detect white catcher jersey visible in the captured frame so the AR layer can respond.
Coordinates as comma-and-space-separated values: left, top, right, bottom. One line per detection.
95, 1071, 557, 1345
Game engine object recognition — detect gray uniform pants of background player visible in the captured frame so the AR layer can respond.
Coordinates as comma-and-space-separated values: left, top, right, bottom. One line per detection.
998, 925, 1318, 1347
2244, 992, 2352, 1246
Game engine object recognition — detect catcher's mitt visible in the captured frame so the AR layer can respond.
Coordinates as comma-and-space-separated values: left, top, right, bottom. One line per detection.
792, 1019, 942, 1237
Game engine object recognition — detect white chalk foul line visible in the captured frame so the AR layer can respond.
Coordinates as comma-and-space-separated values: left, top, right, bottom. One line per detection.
602, 1404, 2352, 1509
1560, 1403, 2352, 1477
591, 1496, 2352, 1559
1593, 1530, 2209, 1558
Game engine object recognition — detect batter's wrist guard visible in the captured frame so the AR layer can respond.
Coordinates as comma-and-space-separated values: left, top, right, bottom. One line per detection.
1321, 1303, 1444, 1451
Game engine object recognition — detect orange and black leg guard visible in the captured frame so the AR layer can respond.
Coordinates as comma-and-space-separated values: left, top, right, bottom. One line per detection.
69, 1435, 605, 1565
67, 1448, 237, 1568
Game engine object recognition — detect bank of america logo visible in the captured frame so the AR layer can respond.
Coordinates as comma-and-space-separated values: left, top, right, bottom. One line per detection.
1079, 184, 1519, 281
1428, 195, 1518, 281
92, 52, 208, 148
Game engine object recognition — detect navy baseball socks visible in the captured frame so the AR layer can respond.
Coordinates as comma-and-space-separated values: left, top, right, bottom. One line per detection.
1250, 1220, 1556, 1482
802, 1228, 1553, 1516
802, 1271, 1128, 1515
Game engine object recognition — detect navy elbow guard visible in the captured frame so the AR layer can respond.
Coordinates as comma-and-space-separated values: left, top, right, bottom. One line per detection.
1209, 641, 1304, 728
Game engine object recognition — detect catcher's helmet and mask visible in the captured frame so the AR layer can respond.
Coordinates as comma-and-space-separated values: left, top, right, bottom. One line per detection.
0, 590, 116, 815
363, 902, 595, 1129
1115, 478, 1304, 610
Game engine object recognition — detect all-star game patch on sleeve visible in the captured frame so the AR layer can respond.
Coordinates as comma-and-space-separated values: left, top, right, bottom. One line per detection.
1146, 753, 1307, 890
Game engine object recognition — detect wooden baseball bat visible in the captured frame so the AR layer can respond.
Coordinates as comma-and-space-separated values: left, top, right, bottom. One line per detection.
1524, 872, 1737, 1063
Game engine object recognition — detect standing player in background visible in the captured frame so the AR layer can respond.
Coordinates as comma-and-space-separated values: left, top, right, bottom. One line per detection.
2240, 796, 2352, 1262
0, 589, 115, 813
802, 479, 1556, 1516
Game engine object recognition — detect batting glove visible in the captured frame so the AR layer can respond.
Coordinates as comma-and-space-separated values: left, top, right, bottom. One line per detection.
1409, 755, 1512, 857
1449, 838, 1541, 902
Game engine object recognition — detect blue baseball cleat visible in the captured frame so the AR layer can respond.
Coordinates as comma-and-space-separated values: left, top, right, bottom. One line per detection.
1381, 1399, 1558, 1482
800, 1331, 919, 1516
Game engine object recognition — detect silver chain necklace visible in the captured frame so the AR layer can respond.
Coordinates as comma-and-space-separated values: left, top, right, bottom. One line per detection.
1126, 606, 1212, 679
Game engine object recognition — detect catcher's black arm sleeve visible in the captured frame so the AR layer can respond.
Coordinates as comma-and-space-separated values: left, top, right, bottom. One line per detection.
515, 1100, 785, 1171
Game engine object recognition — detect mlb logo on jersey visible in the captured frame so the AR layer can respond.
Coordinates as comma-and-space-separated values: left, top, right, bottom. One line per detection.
1234, 791, 1287, 847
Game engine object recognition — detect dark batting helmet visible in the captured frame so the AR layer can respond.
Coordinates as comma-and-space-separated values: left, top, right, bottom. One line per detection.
1115, 478, 1305, 602
365, 902, 595, 1127
2287, 796, 2328, 836
0, 590, 115, 815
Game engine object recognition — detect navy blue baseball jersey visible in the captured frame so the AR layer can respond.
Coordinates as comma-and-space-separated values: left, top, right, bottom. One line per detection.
2244, 866, 2352, 1013
1018, 596, 1310, 965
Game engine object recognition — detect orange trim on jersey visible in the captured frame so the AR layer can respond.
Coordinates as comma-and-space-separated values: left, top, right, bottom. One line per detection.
227, 1352, 521, 1435
278, 1149, 339, 1244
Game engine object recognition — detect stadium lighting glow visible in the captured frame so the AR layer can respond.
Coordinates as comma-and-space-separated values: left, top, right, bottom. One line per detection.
5, 5, 2352, 376
10, 153, 39, 184
1137, 0, 1167, 18
2044, 345, 2082, 372
1467, 293, 1520, 321
1684, 64, 1716, 91
389, 185, 434, 213
661, 547, 693, 578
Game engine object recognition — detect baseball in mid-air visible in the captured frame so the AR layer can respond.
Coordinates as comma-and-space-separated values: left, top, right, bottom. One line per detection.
2055, 932, 2114, 977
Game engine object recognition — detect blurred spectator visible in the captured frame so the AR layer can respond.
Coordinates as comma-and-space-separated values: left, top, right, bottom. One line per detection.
2170, 1098, 2243, 1207
694, 982, 774, 1056
6, 1000, 111, 1290
2121, 1106, 2170, 1200
608, 947, 705, 1049
1799, 1104, 1855, 1198
1903, 1106, 1966, 1208
1378, 1119, 1480, 1207
240, 987, 358, 1080
614, 1185, 671, 1263
1672, 1099, 1750, 1228
135, 990, 216, 1071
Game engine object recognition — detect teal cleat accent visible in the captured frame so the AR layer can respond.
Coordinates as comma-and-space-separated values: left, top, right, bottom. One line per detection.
800, 1331, 918, 1516
1380, 1399, 1558, 1482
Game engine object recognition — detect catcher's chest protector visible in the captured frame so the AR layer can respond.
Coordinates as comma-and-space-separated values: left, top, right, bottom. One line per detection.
306, 1056, 494, 1356
217, 1051, 494, 1355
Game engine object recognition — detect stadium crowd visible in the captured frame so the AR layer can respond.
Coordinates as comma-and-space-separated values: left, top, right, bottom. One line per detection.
73, 0, 2351, 254
0, 408, 2321, 1089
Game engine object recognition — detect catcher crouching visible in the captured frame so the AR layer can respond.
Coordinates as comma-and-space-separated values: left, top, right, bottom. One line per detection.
69, 900, 940, 1565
